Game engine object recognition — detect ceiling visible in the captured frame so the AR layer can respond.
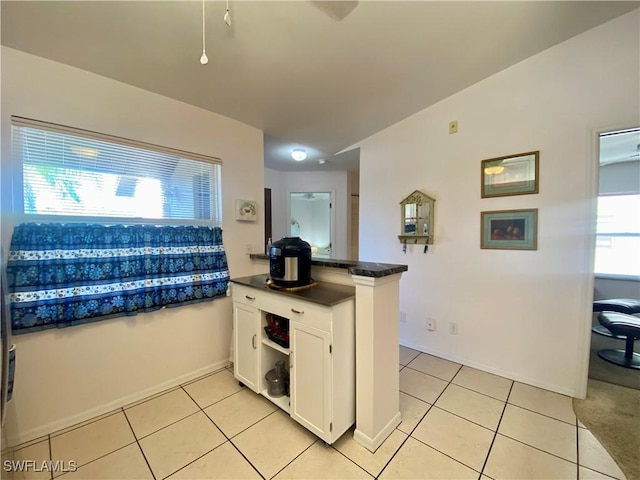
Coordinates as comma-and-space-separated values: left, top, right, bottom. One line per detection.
2, 1, 638, 172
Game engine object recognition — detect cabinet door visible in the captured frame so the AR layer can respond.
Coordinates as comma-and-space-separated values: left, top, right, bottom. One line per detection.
233, 303, 260, 393
289, 321, 331, 441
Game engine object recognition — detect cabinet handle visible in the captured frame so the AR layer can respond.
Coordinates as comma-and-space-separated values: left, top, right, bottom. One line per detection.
245, 295, 256, 301
252, 334, 257, 349
291, 308, 304, 315
290, 351, 293, 368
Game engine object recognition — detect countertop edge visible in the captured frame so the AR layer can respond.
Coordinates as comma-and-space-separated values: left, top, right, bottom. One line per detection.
249, 254, 408, 278
230, 274, 355, 307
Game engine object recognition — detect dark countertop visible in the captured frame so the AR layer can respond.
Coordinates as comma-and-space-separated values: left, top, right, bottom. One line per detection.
249, 254, 408, 278
231, 274, 355, 307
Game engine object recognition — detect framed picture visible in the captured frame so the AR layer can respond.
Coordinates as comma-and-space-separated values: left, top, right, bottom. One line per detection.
235, 199, 257, 221
481, 151, 539, 198
481, 209, 538, 250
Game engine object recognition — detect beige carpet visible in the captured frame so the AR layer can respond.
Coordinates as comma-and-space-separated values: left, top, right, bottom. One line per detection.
588, 325, 640, 391
573, 379, 640, 480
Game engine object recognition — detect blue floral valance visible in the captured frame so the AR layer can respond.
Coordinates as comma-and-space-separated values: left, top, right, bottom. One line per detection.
7, 223, 230, 334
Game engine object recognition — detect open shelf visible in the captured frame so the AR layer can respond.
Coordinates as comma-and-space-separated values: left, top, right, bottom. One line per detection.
261, 389, 290, 412
261, 337, 289, 355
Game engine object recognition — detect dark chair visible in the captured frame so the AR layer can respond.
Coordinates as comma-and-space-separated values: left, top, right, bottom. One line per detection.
592, 298, 640, 338
597, 312, 640, 369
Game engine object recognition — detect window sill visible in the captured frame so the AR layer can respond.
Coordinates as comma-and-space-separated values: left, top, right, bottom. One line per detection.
595, 274, 640, 282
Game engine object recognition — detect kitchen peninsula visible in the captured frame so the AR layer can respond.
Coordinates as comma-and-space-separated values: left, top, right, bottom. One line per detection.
237, 254, 408, 452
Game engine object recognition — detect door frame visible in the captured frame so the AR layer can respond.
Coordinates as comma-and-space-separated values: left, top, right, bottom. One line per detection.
286, 189, 336, 257
264, 187, 272, 248
575, 123, 639, 398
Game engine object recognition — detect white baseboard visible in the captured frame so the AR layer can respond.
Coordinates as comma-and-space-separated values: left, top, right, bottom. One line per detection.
354, 411, 402, 453
7, 360, 229, 447
399, 341, 577, 398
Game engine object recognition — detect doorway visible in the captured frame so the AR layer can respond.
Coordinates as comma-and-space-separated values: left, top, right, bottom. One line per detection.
588, 127, 640, 390
264, 188, 272, 249
289, 192, 333, 258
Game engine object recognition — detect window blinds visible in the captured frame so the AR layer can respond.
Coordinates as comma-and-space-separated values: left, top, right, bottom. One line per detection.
11, 116, 223, 225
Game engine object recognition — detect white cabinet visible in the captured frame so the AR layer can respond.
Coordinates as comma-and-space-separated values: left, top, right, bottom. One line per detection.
231, 280, 355, 444
232, 302, 260, 392
289, 320, 331, 439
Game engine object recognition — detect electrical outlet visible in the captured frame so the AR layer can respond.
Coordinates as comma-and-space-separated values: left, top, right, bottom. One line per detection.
244, 243, 252, 254
399, 312, 407, 323
426, 318, 436, 331
449, 322, 458, 335
449, 120, 458, 134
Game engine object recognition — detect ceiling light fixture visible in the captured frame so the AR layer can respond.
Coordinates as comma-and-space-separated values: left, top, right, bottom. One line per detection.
318, 159, 326, 165
484, 165, 504, 175
200, 0, 208, 65
292, 149, 307, 161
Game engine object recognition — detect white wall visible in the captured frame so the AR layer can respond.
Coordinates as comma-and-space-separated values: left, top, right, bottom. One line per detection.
594, 278, 640, 301
357, 10, 640, 397
0, 47, 264, 444
264, 169, 349, 260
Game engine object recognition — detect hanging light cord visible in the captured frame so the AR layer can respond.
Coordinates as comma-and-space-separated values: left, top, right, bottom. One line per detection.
224, 0, 231, 26
200, 0, 208, 65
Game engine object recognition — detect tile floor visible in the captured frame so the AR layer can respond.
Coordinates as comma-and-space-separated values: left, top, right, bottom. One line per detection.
1, 347, 627, 480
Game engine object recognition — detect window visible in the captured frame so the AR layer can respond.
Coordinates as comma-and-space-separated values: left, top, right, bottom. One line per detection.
595, 193, 640, 278
12, 116, 222, 225
8, 117, 229, 334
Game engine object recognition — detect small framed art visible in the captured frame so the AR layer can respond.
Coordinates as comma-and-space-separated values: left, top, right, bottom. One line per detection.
481, 151, 539, 198
480, 209, 538, 250
235, 199, 257, 221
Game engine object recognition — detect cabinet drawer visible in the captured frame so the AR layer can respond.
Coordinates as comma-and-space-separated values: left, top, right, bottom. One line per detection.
232, 284, 335, 331
261, 293, 334, 331
232, 284, 261, 307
